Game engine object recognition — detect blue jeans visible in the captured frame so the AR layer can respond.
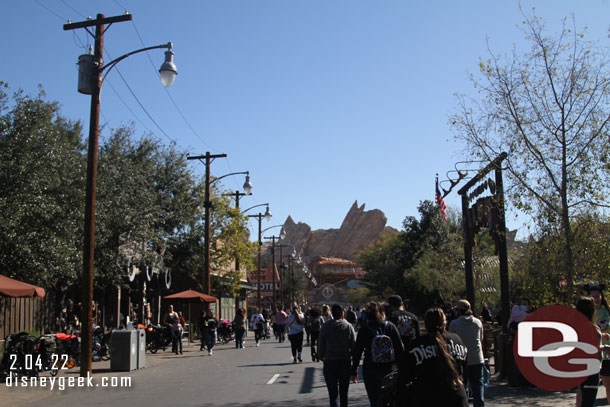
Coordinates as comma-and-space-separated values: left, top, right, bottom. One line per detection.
362, 363, 393, 407
465, 364, 485, 407
323, 359, 351, 407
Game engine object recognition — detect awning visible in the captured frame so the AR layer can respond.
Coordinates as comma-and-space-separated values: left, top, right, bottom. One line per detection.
0, 274, 46, 298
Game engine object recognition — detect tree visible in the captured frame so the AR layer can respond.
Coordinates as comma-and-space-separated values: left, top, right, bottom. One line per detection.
359, 201, 463, 315
0, 83, 86, 290
451, 10, 610, 298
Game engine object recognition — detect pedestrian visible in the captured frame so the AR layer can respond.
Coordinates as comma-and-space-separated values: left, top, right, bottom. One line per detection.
275, 306, 288, 343
387, 294, 420, 350
163, 304, 182, 355
575, 297, 602, 407
232, 307, 246, 349
250, 308, 265, 347
318, 304, 356, 407
399, 307, 468, 406
351, 301, 403, 407
286, 305, 305, 363
345, 306, 357, 328
304, 307, 312, 344
271, 308, 278, 340
262, 308, 270, 339
197, 310, 206, 351
310, 306, 324, 362
203, 309, 218, 356
448, 299, 485, 407
322, 304, 334, 323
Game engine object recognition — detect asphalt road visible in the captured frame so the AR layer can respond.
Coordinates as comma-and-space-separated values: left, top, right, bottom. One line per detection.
1, 332, 609, 407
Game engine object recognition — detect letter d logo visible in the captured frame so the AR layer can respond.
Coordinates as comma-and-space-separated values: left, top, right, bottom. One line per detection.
518, 321, 577, 357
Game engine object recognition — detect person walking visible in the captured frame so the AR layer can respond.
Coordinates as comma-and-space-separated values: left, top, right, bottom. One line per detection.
448, 299, 485, 407
345, 306, 358, 328
233, 308, 246, 349
399, 307, 469, 406
286, 306, 305, 363
351, 301, 403, 407
250, 309, 265, 347
202, 309, 218, 356
275, 306, 288, 343
387, 295, 420, 350
318, 304, 356, 407
197, 310, 207, 351
163, 304, 182, 355
310, 306, 324, 362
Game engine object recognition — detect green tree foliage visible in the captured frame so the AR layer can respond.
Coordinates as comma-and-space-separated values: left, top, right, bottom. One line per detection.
512, 214, 610, 308
0, 83, 86, 290
451, 10, 610, 297
359, 201, 466, 315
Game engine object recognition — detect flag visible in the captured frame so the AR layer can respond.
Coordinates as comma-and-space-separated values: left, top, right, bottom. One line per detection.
435, 176, 447, 223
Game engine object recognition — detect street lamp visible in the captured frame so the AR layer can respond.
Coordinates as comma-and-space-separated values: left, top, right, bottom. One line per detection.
244, 204, 271, 308
64, 13, 177, 377
263, 226, 286, 309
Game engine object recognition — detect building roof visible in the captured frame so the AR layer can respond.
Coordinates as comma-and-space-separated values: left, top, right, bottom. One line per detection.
312, 256, 357, 267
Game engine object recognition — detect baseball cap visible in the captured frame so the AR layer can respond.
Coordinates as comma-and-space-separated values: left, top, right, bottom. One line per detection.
456, 299, 471, 310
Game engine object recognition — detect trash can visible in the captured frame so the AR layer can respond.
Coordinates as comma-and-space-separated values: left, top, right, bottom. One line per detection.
136, 328, 146, 369
110, 330, 137, 371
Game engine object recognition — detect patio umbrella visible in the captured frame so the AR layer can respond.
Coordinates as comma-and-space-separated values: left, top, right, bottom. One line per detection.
163, 290, 218, 342
0, 274, 46, 298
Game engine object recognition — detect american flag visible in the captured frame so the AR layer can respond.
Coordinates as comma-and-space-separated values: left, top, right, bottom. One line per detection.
435, 176, 447, 223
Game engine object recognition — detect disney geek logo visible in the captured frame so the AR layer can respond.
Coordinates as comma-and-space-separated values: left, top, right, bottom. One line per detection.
514, 305, 602, 391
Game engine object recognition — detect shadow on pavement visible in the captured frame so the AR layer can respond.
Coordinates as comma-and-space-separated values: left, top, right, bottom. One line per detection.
236, 362, 296, 367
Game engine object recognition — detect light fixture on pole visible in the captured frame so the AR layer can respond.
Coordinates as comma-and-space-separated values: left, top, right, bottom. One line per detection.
244, 203, 272, 308
263, 225, 286, 310
64, 13, 176, 377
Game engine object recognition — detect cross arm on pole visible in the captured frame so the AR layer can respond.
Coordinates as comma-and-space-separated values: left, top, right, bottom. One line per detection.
63, 14, 132, 31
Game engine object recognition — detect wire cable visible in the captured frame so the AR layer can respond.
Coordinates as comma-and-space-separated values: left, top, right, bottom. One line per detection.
59, 0, 87, 19
33, 0, 69, 22
128, 19, 220, 153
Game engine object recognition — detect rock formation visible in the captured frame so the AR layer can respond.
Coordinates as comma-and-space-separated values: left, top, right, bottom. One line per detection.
266, 201, 391, 263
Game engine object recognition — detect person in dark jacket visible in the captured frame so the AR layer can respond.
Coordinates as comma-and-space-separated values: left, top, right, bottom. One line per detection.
232, 308, 246, 349
387, 295, 420, 351
399, 307, 469, 407
351, 301, 403, 407
319, 304, 356, 407
202, 309, 218, 356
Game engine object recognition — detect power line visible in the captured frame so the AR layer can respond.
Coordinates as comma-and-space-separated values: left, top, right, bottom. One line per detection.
128, 19, 220, 153
33, 0, 68, 22
59, 0, 87, 19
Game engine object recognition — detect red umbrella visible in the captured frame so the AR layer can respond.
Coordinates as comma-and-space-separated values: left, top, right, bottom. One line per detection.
0, 274, 46, 298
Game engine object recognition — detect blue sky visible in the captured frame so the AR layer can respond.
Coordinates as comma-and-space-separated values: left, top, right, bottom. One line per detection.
2, 1, 610, 240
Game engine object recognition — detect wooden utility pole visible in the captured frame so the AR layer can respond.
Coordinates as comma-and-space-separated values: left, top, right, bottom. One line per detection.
64, 13, 132, 377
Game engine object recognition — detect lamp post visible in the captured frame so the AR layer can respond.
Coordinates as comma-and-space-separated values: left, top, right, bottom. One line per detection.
263, 226, 286, 310
244, 204, 271, 308
64, 13, 177, 377
186, 157, 252, 297
223, 185, 252, 314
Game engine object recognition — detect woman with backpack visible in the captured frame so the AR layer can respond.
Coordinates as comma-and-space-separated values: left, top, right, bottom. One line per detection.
286, 306, 305, 363
399, 307, 469, 406
351, 301, 403, 407
310, 306, 324, 362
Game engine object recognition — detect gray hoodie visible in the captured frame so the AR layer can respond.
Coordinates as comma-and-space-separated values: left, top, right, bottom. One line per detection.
318, 318, 356, 361
448, 315, 485, 366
